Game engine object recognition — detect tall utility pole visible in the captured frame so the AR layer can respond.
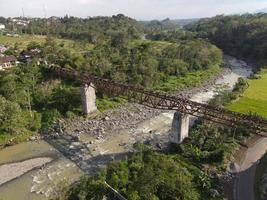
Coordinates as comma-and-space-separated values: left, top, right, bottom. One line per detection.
43, 4, 47, 19
22, 8, 25, 19
43, 4, 49, 36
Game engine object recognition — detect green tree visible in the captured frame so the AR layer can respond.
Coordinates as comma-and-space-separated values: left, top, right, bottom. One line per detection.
0, 96, 29, 134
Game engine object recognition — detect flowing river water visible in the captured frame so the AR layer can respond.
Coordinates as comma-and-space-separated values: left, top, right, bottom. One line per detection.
0, 56, 254, 200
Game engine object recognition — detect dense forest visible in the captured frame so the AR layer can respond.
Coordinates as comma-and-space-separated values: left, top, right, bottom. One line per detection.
186, 13, 267, 68
2, 15, 199, 42
140, 18, 199, 33
7, 15, 142, 44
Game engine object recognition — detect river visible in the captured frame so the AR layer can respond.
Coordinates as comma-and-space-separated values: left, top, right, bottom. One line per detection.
0, 56, 254, 200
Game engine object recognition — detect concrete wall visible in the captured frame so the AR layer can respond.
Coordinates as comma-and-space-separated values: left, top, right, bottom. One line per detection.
80, 84, 98, 115
170, 112, 190, 144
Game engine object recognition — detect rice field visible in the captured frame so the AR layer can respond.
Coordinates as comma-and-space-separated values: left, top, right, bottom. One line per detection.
227, 70, 267, 119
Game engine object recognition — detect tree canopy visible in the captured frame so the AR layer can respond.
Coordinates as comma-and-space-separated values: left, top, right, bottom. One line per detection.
186, 13, 267, 68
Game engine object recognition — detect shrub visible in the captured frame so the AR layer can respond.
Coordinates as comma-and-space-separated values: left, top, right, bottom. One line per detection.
66, 111, 76, 119
41, 109, 61, 129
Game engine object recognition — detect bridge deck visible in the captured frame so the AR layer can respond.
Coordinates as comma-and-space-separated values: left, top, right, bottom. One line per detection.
52, 66, 267, 135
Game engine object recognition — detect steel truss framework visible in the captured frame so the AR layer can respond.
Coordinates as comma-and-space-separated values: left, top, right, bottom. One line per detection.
53, 67, 267, 135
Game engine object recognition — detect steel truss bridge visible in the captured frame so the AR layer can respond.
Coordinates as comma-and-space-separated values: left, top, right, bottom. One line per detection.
52, 66, 267, 135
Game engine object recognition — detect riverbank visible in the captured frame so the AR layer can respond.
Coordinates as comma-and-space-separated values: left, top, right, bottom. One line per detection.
0, 141, 82, 200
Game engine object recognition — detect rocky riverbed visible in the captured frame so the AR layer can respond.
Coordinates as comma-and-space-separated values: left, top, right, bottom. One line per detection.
62, 103, 162, 141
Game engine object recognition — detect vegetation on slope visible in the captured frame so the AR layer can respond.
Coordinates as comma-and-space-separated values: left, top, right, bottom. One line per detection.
68, 143, 223, 200
186, 13, 267, 69
154, 65, 220, 92
83, 39, 222, 88
0, 35, 94, 53
0, 60, 81, 147
11, 14, 143, 44
141, 18, 199, 32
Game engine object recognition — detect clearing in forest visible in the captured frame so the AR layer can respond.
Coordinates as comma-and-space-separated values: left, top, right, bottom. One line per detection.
0, 35, 94, 52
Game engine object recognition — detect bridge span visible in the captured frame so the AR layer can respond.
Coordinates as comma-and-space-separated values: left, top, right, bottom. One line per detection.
52, 66, 267, 143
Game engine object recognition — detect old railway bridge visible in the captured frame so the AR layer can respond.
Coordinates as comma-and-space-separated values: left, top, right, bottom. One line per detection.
53, 67, 267, 144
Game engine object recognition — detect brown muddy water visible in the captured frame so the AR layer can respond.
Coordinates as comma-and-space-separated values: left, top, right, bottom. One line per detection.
0, 141, 82, 200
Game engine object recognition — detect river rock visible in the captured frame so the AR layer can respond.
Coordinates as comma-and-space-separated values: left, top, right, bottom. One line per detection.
103, 116, 110, 121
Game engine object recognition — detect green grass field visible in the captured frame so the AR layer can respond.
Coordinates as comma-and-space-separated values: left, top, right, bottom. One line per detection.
0, 35, 45, 49
227, 70, 267, 119
0, 35, 94, 52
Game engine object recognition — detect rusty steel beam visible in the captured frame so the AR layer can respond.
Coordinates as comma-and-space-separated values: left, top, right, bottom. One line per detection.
51, 66, 267, 135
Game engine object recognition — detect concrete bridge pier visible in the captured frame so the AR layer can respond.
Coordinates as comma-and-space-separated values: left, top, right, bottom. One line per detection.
170, 112, 190, 144
80, 83, 98, 115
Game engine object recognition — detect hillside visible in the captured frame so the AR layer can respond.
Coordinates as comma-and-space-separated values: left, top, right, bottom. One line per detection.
9, 14, 143, 44
140, 18, 199, 31
186, 14, 267, 69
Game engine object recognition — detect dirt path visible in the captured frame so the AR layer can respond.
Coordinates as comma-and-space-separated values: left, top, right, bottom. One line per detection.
235, 138, 267, 200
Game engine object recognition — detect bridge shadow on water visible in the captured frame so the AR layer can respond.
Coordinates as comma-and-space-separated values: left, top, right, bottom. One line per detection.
44, 134, 131, 176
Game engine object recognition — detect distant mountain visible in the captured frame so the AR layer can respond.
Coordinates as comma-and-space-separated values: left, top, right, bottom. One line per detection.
171, 18, 200, 27
140, 18, 200, 31
255, 8, 267, 13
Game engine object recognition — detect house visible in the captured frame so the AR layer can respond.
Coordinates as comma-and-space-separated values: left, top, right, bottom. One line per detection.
0, 24, 5, 30
11, 18, 29, 27
6, 33, 19, 37
0, 55, 17, 70
19, 50, 32, 63
19, 48, 41, 63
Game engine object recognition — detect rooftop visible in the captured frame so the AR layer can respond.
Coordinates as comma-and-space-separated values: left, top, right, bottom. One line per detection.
0, 55, 17, 64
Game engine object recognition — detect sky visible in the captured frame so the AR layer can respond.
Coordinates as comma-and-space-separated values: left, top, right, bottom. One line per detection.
0, 0, 267, 20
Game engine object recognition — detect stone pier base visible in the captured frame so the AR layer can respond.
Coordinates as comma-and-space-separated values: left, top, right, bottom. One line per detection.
80, 84, 98, 115
170, 112, 190, 144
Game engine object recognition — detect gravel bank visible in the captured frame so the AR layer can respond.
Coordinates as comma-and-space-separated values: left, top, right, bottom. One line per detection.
61, 103, 162, 140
